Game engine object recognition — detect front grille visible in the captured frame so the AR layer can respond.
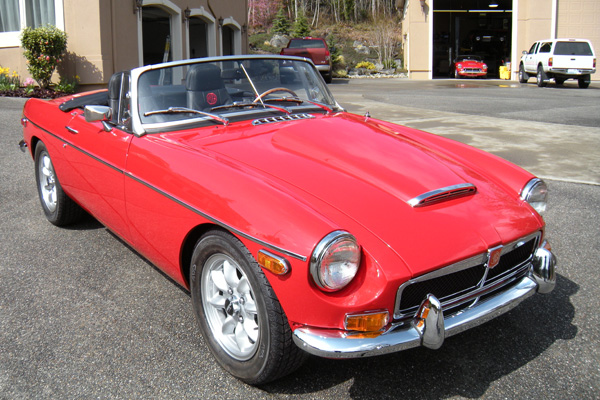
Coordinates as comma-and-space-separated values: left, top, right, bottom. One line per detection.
394, 233, 539, 322
463, 68, 482, 73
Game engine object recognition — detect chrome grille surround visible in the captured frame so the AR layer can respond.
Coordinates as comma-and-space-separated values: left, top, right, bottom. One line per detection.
393, 231, 541, 321
252, 113, 315, 125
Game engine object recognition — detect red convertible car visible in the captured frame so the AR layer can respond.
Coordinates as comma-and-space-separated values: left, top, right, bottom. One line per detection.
453, 55, 488, 78
20, 55, 555, 384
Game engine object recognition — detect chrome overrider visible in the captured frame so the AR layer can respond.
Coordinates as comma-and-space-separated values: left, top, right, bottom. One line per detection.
292, 241, 556, 358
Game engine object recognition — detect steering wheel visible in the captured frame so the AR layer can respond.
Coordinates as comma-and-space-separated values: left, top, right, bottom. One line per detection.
253, 87, 298, 103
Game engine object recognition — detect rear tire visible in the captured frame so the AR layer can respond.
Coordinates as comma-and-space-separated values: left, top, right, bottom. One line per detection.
518, 63, 528, 83
190, 230, 307, 385
578, 74, 590, 88
34, 141, 84, 226
536, 66, 548, 87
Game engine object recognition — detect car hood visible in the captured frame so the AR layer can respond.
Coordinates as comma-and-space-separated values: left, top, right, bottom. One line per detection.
179, 113, 540, 275
458, 60, 484, 66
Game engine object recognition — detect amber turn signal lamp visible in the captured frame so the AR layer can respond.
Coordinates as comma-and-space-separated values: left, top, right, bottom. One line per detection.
258, 250, 290, 275
345, 311, 390, 332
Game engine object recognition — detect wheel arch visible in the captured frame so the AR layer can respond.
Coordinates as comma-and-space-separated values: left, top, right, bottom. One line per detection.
180, 223, 218, 289
28, 135, 42, 160
180, 223, 238, 289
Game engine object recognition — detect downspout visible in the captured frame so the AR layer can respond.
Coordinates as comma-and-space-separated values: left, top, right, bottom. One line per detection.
428, 0, 433, 79
110, 0, 116, 79
551, 0, 557, 38
511, 0, 518, 80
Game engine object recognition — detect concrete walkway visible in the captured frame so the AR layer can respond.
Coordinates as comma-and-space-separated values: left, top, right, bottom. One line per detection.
330, 79, 600, 185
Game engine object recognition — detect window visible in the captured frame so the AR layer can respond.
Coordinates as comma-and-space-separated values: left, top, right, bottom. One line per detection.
539, 43, 552, 53
0, 0, 64, 48
528, 43, 538, 54
554, 41, 593, 56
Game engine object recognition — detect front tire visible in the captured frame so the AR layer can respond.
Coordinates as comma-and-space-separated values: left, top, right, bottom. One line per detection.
537, 65, 548, 87
34, 141, 84, 226
519, 63, 528, 83
190, 230, 307, 384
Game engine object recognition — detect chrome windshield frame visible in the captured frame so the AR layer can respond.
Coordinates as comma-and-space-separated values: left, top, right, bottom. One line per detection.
129, 55, 342, 137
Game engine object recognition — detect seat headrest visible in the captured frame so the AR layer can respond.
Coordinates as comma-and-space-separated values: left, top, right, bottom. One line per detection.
186, 64, 224, 91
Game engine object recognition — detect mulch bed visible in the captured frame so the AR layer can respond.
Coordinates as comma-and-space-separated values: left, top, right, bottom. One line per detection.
0, 88, 69, 99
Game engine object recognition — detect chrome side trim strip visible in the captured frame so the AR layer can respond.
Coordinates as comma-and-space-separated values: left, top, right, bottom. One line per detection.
26, 119, 307, 262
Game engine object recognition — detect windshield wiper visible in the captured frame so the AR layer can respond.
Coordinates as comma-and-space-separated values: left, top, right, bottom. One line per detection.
144, 107, 229, 126
210, 102, 290, 114
262, 97, 334, 114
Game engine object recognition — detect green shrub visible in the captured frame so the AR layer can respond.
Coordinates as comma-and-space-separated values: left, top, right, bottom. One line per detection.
21, 25, 67, 89
333, 69, 348, 78
356, 61, 376, 70
55, 75, 79, 94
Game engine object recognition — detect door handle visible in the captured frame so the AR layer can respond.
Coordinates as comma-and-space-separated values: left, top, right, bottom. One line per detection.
65, 126, 78, 134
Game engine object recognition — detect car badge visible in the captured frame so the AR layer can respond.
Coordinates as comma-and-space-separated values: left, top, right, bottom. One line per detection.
486, 245, 503, 269
206, 92, 218, 105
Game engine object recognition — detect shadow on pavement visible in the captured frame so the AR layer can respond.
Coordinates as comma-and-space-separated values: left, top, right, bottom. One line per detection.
263, 273, 578, 399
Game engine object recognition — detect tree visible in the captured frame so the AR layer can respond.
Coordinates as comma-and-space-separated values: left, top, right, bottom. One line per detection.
292, 12, 311, 38
271, 7, 291, 35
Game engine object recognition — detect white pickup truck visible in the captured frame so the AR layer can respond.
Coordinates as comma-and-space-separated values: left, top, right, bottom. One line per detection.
519, 38, 596, 88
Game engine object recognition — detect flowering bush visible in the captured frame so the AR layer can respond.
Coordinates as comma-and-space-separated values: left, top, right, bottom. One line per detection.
21, 25, 67, 89
356, 61, 376, 70
0, 67, 21, 91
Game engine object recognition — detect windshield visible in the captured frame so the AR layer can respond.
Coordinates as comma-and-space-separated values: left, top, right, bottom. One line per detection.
456, 55, 482, 62
135, 57, 337, 129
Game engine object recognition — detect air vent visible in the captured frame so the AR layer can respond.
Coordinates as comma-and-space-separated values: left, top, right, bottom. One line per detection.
408, 183, 477, 208
252, 113, 314, 125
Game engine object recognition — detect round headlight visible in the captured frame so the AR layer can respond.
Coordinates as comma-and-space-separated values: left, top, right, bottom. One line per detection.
310, 231, 361, 292
521, 178, 548, 214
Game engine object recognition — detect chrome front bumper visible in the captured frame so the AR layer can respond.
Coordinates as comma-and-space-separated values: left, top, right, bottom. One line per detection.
293, 246, 556, 358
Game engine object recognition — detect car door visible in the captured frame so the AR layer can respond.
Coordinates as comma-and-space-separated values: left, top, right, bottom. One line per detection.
524, 42, 539, 73
61, 79, 133, 241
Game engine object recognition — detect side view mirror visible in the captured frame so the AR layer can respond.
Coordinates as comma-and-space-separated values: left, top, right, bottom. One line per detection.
522, 50, 528, 55
84, 105, 113, 132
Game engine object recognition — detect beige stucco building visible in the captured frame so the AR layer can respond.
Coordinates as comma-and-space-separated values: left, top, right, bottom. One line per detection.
400, 0, 599, 80
2, 1, 598, 85
1, 0, 248, 89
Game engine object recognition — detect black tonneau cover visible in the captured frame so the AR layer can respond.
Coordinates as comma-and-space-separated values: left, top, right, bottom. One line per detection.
58, 90, 109, 112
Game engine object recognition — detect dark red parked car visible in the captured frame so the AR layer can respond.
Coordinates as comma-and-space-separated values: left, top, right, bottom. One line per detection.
280, 37, 332, 83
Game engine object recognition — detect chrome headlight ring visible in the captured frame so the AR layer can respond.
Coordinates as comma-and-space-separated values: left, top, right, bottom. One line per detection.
310, 231, 361, 292
521, 178, 548, 214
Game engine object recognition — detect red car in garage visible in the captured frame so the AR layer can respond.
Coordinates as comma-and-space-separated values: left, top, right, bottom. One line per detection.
20, 55, 555, 384
454, 55, 488, 78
